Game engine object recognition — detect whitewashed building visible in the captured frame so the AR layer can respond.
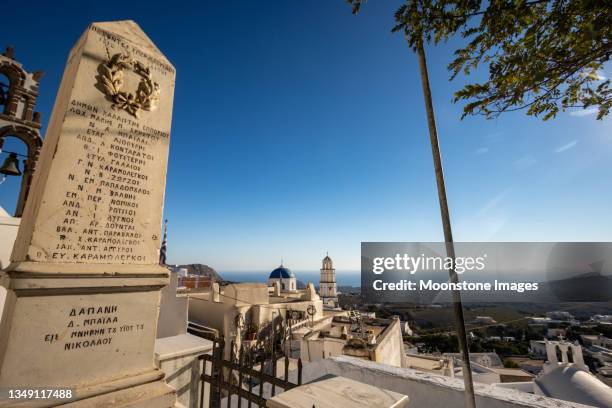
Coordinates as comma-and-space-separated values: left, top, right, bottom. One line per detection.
189, 281, 323, 359
300, 315, 405, 368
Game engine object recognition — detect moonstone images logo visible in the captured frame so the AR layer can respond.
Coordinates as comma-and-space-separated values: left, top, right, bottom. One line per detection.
361, 242, 612, 304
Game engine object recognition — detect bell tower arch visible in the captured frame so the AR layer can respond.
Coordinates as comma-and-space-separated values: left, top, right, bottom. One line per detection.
0, 46, 43, 216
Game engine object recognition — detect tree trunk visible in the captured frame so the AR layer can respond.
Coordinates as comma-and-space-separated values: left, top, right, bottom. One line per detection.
415, 39, 477, 408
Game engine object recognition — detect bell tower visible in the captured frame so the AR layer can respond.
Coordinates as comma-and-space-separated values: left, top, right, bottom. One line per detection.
319, 253, 339, 309
0, 46, 43, 217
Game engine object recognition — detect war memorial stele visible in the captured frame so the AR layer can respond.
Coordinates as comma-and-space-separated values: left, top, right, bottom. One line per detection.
0, 20, 177, 407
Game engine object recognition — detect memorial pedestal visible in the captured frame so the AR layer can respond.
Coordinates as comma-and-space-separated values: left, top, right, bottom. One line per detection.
0, 265, 177, 407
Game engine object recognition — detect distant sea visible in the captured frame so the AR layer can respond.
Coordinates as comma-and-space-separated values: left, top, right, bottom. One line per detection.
219, 271, 360, 287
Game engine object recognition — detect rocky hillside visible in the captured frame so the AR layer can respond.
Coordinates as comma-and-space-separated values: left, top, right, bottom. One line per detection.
176, 264, 224, 283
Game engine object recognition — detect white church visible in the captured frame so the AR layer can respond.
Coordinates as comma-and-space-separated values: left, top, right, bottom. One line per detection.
531, 339, 612, 407
267, 262, 297, 292
266, 254, 339, 309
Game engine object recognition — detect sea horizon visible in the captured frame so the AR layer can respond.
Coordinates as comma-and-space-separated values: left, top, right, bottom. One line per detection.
218, 270, 361, 287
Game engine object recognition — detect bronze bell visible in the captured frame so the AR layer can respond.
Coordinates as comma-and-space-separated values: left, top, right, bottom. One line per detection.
0, 153, 22, 176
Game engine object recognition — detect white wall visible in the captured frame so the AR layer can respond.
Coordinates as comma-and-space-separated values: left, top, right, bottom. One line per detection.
239, 356, 590, 408
189, 293, 229, 330
299, 357, 592, 408
301, 335, 346, 363
0, 212, 20, 325
157, 272, 189, 338
372, 318, 404, 367
0, 213, 19, 270
155, 333, 213, 408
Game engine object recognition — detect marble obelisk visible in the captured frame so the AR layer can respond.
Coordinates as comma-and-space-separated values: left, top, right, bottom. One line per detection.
0, 20, 177, 407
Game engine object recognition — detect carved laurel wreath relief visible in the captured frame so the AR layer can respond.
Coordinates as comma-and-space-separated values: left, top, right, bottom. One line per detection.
97, 52, 160, 117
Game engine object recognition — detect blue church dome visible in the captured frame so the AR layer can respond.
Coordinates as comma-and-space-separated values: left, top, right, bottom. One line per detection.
269, 265, 295, 279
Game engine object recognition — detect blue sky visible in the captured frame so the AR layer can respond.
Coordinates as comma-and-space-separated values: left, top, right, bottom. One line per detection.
1, 1, 610, 272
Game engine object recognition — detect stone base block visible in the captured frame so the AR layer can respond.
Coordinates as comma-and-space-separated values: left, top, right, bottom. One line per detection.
62, 380, 176, 408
